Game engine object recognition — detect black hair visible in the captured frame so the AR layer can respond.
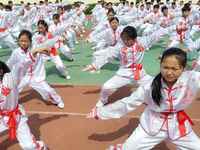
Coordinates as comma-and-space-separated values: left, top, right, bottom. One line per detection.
66, 5, 71, 10
123, 2, 125, 5
130, 2, 134, 5
45, 0, 48, 2
20, 1, 24, 3
154, 4, 159, 8
27, 2, 30, 6
19, 30, 32, 42
157, 0, 161, 3
107, 8, 115, 15
151, 0, 154, 2
57, 6, 63, 11
146, 2, 151, 5
0, 2, 3, 6
172, 2, 176, 5
8, 1, 13, 4
37, 20, 48, 33
0, 61, 10, 80
53, 13, 59, 20
151, 48, 187, 106
34, 2, 36, 4
182, 6, 191, 12
162, 6, 168, 12
39, 1, 43, 4
107, 2, 112, 5
136, 2, 139, 4
121, 26, 137, 40
180, 1, 184, 3
5, 5, 12, 10
140, 4, 144, 7
109, 17, 119, 23
184, 3, 190, 7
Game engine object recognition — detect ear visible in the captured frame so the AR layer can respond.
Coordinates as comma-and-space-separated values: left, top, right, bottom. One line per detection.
183, 63, 188, 72
0, 69, 3, 76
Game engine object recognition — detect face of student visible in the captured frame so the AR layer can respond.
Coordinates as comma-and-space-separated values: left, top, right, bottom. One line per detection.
121, 34, 135, 47
161, 55, 187, 87
53, 17, 59, 25
110, 19, 118, 30
182, 10, 190, 17
0, 5, 3, 10
172, 4, 176, 9
20, 35, 31, 51
38, 24, 47, 34
146, 4, 151, 9
57, 8, 63, 15
107, 12, 114, 21
162, 9, 168, 16
154, 8, 159, 13
72, 5, 76, 9
136, 3, 139, 7
140, 6, 144, 11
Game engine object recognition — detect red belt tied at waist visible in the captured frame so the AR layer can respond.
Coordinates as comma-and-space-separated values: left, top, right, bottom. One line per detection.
161, 110, 194, 136
177, 29, 188, 43
1, 104, 21, 139
128, 64, 143, 80
0, 28, 7, 32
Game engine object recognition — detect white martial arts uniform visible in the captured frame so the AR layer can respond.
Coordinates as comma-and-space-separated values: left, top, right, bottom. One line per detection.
94, 71, 200, 150
6, 37, 62, 105
0, 51, 46, 150
0, 6, 24, 51
91, 25, 179, 105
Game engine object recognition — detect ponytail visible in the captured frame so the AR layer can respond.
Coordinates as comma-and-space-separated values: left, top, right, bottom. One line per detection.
0, 60, 10, 80
151, 72, 162, 106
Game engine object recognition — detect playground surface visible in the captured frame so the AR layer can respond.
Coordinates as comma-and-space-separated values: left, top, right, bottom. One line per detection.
0, 15, 200, 150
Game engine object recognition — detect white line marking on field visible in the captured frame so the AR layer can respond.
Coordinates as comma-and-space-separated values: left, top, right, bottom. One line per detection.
26, 111, 200, 122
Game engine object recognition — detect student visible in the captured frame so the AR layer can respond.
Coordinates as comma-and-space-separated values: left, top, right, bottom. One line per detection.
82, 25, 183, 107
157, 6, 198, 61
6, 30, 65, 109
32, 20, 72, 79
50, 14, 76, 62
83, 17, 148, 74
0, 4, 24, 51
0, 44, 51, 150
87, 48, 200, 150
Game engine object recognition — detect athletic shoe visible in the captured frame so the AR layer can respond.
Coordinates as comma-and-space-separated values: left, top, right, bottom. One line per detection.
72, 58, 76, 62
192, 36, 194, 38
92, 46, 96, 50
89, 70, 101, 74
65, 75, 71, 79
75, 41, 78, 44
70, 47, 75, 50
95, 100, 107, 107
146, 47, 149, 51
161, 40, 165, 44
58, 100, 65, 108
80, 34, 83, 37
157, 57, 161, 61
82, 30, 85, 33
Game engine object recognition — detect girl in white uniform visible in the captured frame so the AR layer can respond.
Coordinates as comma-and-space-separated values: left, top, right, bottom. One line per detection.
82, 25, 183, 107
49, 14, 76, 62
32, 20, 72, 79
83, 17, 147, 74
0, 5, 24, 51
0, 45, 51, 150
6, 30, 65, 109
87, 48, 200, 150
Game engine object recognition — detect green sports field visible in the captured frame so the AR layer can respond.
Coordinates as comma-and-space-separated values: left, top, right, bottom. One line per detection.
1, 20, 199, 85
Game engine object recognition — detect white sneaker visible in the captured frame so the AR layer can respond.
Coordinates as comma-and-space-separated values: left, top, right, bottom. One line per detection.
161, 40, 165, 44
92, 46, 96, 50
72, 58, 76, 62
58, 100, 65, 109
80, 34, 83, 37
75, 41, 78, 44
65, 75, 71, 79
95, 100, 106, 107
89, 70, 101, 74
82, 30, 85, 33
192, 36, 194, 38
146, 47, 149, 51
70, 47, 75, 50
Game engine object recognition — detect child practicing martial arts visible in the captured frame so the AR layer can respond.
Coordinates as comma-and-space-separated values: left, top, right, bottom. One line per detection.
87, 48, 200, 150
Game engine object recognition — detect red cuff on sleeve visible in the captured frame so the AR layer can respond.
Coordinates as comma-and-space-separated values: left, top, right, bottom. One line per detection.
186, 47, 190, 52
94, 107, 98, 120
91, 64, 96, 70
29, 51, 35, 62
